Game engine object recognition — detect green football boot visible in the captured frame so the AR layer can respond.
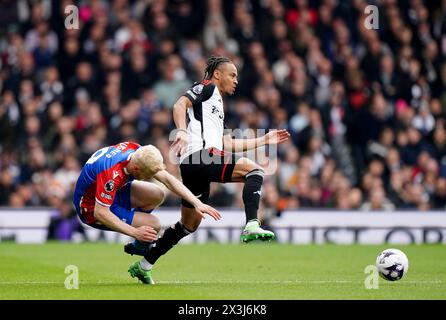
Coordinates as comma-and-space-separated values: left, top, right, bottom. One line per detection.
240, 219, 275, 243
128, 262, 155, 285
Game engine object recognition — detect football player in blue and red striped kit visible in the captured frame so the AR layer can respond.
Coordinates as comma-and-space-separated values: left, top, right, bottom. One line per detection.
73, 141, 221, 284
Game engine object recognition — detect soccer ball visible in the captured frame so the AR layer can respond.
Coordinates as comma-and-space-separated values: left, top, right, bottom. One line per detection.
375, 248, 409, 281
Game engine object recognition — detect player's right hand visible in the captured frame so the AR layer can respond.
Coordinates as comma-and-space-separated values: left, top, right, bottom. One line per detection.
194, 203, 222, 221
171, 130, 188, 156
134, 226, 158, 242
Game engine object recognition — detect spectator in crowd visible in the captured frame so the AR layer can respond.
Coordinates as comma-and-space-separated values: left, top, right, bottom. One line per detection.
152, 54, 191, 108
360, 187, 395, 211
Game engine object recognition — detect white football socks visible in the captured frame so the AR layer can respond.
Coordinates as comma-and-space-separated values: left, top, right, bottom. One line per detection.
245, 219, 260, 230
139, 258, 153, 271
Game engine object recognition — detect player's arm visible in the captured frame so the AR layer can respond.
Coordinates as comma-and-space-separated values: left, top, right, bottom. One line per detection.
223, 129, 290, 152
223, 134, 265, 152
173, 96, 192, 131
93, 202, 157, 242
172, 96, 192, 156
153, 169, 221, 221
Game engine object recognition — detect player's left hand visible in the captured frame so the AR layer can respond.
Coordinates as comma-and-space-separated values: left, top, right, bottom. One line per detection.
264, 129, 290, 145
194, 203, 222, 221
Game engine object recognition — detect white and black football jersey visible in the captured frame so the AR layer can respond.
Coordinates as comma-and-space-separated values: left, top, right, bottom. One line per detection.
181, 80, 225, 162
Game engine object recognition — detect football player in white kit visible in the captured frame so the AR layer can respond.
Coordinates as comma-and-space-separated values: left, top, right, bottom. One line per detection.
128, 56, 289, 284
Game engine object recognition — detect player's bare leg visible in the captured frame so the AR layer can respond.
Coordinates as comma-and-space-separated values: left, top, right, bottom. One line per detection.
180, 205, 203, 231
131, 212, 161, 232
232, 157, 275, 243
130, 180, 165, 211
124, 181, 164, 256
127, 181, 165, 284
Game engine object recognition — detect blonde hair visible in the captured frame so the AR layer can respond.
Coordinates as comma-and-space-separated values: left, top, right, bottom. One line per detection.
130, 145, 166, 179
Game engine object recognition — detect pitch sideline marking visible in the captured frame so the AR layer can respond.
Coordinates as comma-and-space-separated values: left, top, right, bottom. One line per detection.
0, 280, 443, 285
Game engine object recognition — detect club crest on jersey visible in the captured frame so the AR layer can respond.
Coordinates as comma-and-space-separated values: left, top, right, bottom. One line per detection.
105, 180, 115, 192
192, 84, 204, 94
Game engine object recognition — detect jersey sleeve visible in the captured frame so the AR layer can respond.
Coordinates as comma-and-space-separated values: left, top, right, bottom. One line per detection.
183, 82, 215, 105
95, 169, 119, 207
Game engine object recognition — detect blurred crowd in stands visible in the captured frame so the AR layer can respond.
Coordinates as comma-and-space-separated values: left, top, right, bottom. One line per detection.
1, 0, 446, 223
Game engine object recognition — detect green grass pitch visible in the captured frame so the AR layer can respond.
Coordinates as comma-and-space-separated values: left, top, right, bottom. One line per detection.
0, 243, 445, 300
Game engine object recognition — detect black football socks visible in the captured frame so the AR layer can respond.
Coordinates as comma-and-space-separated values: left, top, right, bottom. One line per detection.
242, 169, 264, 223
144, 221, 192, 264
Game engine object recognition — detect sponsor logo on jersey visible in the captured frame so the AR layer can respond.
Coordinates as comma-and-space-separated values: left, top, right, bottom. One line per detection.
211, 106, 224, 119
101, 192, 112, 200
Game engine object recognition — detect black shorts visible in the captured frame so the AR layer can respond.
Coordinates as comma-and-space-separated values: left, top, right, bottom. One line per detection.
180, 148, 241, 207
